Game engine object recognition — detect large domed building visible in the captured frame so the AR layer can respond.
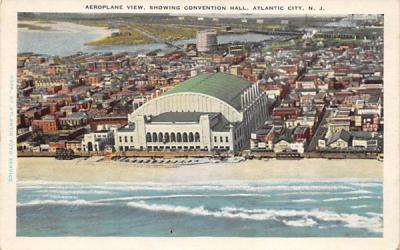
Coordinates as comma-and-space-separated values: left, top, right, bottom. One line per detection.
114, 73, 270, 152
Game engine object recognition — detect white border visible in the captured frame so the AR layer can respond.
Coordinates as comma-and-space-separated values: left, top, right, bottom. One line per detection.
1, 0, 399, 249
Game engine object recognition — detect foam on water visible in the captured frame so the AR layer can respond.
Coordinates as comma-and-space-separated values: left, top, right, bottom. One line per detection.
93, 193, 269, 203
323, 196, 381, 202
17, 199, 107, 207
125, 201, 383, 233
282, 218, 318, 227
351, 205, 369, 209
291, 199, 316, 203
35, 190, 114, 195
17, 180, 383, 237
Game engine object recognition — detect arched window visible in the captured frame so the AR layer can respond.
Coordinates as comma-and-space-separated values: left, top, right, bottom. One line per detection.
158, 132, 163, 143
183, 133, 188, 142
164, 133, 169, 143
171, 132, 176, 142
146, 133, 152, 142
189, 132, 194, 142
195, 132, 200, 142
152, 132, 157, 142
177, 133, 182, 142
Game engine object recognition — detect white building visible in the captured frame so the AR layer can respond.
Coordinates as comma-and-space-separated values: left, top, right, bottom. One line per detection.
196, 30, 218, 52
273, 137, 306, 154
82, 130, 114, 152
114, 73, 270, 152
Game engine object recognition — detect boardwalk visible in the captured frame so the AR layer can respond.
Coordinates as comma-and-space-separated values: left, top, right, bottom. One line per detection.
18, 150, 217, 159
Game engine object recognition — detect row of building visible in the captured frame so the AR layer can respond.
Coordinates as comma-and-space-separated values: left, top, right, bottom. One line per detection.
250, 37, 383, 153
16, 30, 383, 155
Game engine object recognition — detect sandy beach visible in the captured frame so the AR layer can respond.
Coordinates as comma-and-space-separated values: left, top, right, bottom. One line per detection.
17, 157, 382, 183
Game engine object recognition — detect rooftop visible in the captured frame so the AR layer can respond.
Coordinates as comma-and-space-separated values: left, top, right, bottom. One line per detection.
62, 112, 88, 119
41, 115, 55, 120
327, 129, 351, 145
293, 126, 309, 135
149, 112, 219, 123
163, 73, 252, 110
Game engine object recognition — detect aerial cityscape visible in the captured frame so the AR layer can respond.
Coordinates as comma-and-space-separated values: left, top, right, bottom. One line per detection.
16, 13, 384, 237
17, 13, 384, 160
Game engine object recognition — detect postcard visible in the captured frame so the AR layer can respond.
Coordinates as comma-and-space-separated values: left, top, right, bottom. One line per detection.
0, 0, 399, 249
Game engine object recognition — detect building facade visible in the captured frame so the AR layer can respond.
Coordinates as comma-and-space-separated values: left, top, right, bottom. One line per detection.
82, 130, 114, 152
196, 30, 218, 52
114, 73, 270, 152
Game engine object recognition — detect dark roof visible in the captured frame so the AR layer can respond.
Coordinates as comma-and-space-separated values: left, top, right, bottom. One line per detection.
118, 123, 135, 132
327, 129, 351, 145
274, 128, 294, 143
63, 112, 88, 120
149, 112, 220, 123
293, 126, 308, 135
211, 114, 232, 132
351, 131, 374, 140
255, 126, 274, 136
275, 135, 294, 143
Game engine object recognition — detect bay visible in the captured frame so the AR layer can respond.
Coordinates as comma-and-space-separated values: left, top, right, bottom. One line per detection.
18, 21, 275, 56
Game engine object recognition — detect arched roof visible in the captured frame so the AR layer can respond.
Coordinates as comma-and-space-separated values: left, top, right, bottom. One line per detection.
130, 92, 243, 123
163, 73, 251, 110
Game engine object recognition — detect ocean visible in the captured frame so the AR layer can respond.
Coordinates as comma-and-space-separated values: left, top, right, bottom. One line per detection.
17, 180, 383, 237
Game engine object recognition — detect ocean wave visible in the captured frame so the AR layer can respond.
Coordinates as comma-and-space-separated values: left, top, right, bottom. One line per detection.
41, 194, 79, 200
366, 212, 383, 217
17, 179, 381, 186
282, 218, 318, 227
278, 189, 373, 196
17, 199, 107, 207
126, 201, 383, 233
279, 191, 335, 196
343, 214, 383, 233
318, 225, 338, 229
126, 201, 280, 221
323, 196, 381, 202
349, 183, 383, 188
291, 199, 316, 203
221, 207, 383, 233
351, 205, 369, 209
341, 190, 374, 194
18, 184, 357, 193
93, 193, 268, 203
17, 193, 269, 206
34, 190, 114, 195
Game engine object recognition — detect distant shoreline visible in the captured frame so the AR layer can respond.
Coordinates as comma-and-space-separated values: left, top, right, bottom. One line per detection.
18, 23, 51, 31
17, 157, 382, 183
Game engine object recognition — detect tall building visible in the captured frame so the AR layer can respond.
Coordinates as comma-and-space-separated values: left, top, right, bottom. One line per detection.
113, 73, 270, 152
196, 30, 218, 52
